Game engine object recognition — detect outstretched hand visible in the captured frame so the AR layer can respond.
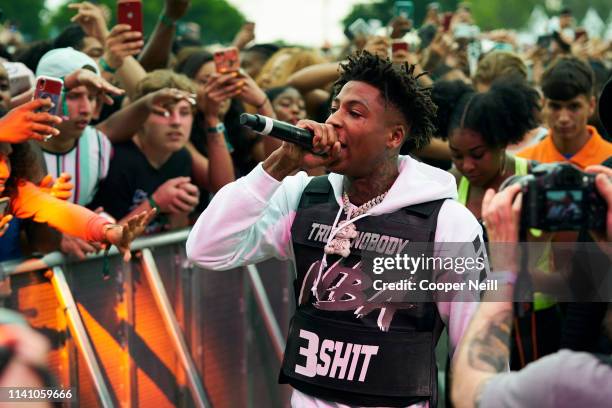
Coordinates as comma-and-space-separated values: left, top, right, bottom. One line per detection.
104, 209, 157, 262
147, 87, 196, 116
68, 1, 109, 43
0, 99, 62, 143
39, 173, 73, 200
64, 69, 125, 105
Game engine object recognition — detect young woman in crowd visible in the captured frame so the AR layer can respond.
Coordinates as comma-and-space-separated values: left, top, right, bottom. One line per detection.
431, 79, 540, 221
264, 86, 306, 126
175, 50, 275, 176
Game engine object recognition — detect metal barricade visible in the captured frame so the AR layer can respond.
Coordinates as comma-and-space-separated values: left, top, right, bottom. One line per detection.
0, 228, 293, 408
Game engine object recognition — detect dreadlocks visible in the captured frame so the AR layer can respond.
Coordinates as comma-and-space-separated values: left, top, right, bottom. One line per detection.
333, 51, 437, 150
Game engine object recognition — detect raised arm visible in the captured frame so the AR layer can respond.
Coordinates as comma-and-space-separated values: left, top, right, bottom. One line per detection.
97, 87, 196, 143
101, 24, 146, 98
451, 185, 521, 408
286, 62, 342, 95
186, 120, 341, 270
138, 0, 190, 70
12, 181, 155, 261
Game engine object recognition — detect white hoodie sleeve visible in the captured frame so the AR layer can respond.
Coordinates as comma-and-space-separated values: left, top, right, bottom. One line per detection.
186, 163, 311, 270
434, 199, 487, 357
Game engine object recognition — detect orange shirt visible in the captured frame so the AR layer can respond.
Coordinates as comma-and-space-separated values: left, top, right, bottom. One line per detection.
517, 126, 612, 169
11, 180, 110, 242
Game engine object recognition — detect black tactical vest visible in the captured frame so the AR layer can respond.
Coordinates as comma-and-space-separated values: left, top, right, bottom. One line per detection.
279, 176, 447, 407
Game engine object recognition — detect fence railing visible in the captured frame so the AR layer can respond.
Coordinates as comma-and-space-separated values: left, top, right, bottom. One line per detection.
0, 228, 293, 408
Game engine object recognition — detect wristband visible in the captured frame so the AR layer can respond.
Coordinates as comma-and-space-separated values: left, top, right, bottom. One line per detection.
206, 122, 226, 134
99, 57, 117, 74
160, 14, 177, 28
255, 96, 269, 109
488, 271, 518, 285
148, 195, 161, 212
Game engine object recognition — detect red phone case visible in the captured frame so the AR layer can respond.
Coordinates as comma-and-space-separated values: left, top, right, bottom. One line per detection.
392, 41, 409, 53
118, 1, 143, 34
34, 76, 63, 116
213, 48, 240, 73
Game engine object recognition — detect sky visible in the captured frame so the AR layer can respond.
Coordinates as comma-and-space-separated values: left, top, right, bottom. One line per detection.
227, 0, 373, 46
45, 0, 374, 47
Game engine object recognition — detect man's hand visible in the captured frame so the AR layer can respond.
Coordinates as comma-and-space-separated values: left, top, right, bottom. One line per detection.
0, 214, 13, 237
104, 209, 157, 262
481, 184, 522, 272
481, 184, 523, 243
0, 99, 62, 143
152, 177, 200, 214
232, 71, 267, 108
232, 22, 255, 50
60, 233, 102, 260
364, 35, 391, 59
39, 173, 73, 200
585, 164, 612, 243
198, 72, 241, 121
69, 1, 109, 43
163, 0, 191, 21
103, 24, 144, 70
389, 16, 412, 39
64, 69, 125, 105
263, 119, 342, 181
0, 324, 50, 389
146, 87, 196, 116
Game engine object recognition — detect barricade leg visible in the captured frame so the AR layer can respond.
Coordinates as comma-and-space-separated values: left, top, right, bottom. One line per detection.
46, 266, 115, 408
139, 248, 211, 408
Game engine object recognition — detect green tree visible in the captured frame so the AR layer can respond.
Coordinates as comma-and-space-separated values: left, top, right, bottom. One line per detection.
1, 0, 48, 40
342, 0, 460, 32
342, 0, 611, 32
45, 0, 245, 44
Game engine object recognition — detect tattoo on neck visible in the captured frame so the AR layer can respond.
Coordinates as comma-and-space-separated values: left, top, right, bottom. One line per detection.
345, 161, 399, 206
467, 309, 512, 373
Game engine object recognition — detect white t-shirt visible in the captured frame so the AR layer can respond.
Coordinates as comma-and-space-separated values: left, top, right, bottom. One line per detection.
42, 126, 112, 206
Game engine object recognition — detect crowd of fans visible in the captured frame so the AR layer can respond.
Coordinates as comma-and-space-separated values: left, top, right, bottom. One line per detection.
0, 0, 611, 405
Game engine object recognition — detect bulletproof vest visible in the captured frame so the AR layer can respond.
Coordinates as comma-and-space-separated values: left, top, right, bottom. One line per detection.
279, 176, 446, 407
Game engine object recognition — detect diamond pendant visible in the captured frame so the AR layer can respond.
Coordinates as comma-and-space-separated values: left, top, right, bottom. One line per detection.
324, 221, 358, 258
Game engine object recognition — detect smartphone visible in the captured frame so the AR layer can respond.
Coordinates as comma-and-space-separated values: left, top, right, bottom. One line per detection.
536, 34, 552, 49
117, 1, 143, 34
574, 28, 587, 41
0, 197, 10, 217
394, 1, 414, 20
348, 18, 372, 38
442, 12, 453, 32
392, 40, 409, 57
213, 47, 240, 74
34, 76, 63, 117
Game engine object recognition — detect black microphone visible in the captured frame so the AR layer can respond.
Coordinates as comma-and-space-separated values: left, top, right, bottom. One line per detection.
240, 113, 314, 150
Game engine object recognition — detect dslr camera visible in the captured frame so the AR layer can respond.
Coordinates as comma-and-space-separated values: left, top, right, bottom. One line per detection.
502, 163, 607, 232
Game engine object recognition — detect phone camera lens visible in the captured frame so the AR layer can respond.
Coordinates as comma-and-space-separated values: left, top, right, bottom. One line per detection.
39, 79, 46, 89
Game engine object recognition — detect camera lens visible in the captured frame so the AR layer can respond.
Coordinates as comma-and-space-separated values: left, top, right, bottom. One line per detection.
39, 79, 46, 90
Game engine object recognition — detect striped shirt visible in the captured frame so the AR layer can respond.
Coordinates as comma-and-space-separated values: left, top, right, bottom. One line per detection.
42, 126, 112, 206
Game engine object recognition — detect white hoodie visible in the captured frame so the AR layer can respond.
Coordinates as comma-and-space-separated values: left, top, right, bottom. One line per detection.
187, 155, 485, 408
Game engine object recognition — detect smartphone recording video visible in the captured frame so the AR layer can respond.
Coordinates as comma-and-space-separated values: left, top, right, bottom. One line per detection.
213, 47, 240, 74
34, 76, 63, 117
117, 0, 143, 34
